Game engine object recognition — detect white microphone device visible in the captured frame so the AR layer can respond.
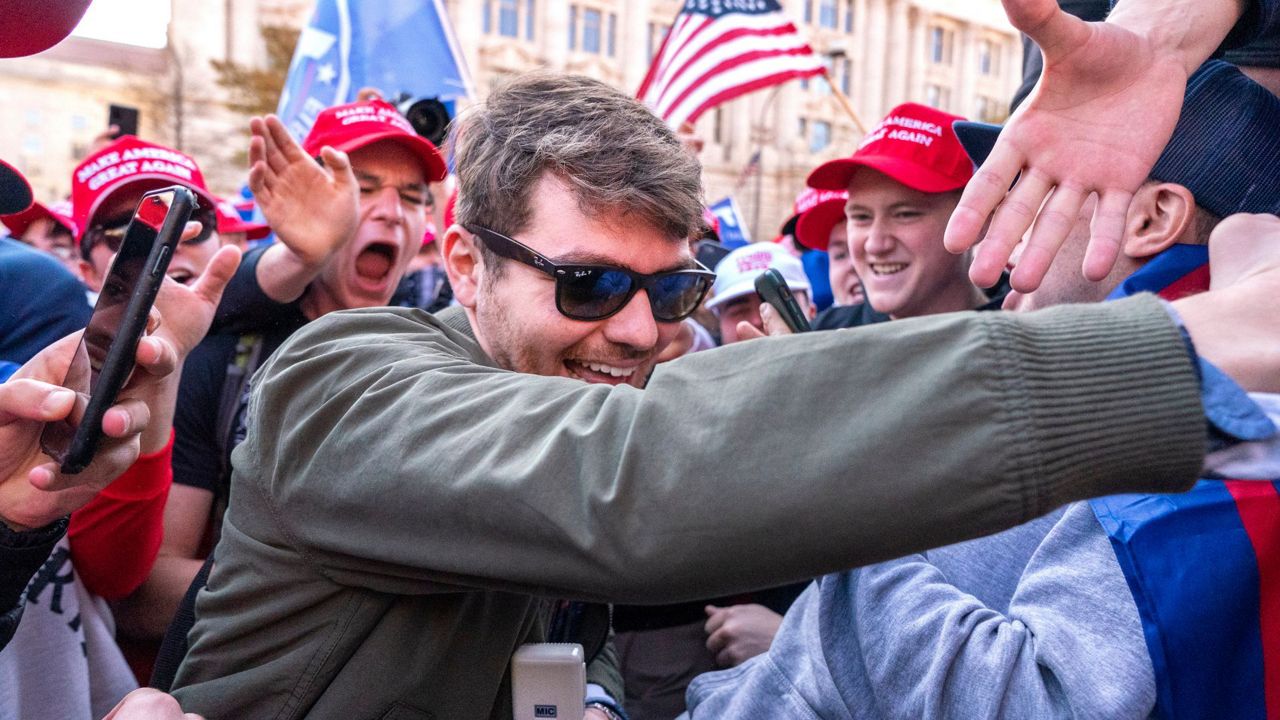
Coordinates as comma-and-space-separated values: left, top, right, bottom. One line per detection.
511, 642, 585, 720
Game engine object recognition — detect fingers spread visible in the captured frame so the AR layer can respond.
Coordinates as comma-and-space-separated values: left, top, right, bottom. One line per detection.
945, 142, 1025, 256
1082, 190, 1133, 281
1009, 184, 1087, 292
266, 115, 306, 164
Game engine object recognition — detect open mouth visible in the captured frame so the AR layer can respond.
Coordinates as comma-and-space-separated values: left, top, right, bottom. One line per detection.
565, 359, 639, 385
355, 243, 398, 282
869, 262, 908, 276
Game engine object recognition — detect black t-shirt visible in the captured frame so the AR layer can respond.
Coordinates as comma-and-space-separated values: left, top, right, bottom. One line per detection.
172, 246, 309, 502
813, 274, 1011, 331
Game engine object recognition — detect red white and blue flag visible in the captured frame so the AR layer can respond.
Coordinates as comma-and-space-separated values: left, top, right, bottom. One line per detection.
637, 0, 825, 129
1091, 245, 1280, 719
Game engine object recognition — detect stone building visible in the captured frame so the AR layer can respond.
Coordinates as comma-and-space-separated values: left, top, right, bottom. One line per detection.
0, 0, 1020, 238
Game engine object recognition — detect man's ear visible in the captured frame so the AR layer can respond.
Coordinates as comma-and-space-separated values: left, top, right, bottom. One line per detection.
1123, 182, 1196, 259
441, 224, 481, 309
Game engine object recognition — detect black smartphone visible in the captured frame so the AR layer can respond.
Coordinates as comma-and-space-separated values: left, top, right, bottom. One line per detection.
754, 268, 811, 333
108, 103, 139, 138
40, 186, 195, 474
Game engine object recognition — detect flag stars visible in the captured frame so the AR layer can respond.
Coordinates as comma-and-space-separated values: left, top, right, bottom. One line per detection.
317, 63, 338, 84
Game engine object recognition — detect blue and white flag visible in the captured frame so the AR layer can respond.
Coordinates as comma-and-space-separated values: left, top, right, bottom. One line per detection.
277, 0, 473, 141
708, 196, 751, 249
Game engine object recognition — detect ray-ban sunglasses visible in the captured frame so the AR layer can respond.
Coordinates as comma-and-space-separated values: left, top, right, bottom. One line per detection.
466, 224, 715, 322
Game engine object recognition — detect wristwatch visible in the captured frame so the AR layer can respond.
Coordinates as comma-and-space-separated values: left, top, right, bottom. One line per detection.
585, 701, 625, 720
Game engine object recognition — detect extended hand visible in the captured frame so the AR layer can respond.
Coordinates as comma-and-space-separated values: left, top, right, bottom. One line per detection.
1173, 213, 1280, 394
704, 603, 784, 668
944, 0, 1189, 292
248, 114, 359, 268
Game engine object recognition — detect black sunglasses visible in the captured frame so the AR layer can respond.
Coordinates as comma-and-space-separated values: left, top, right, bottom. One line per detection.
466, 224, 715, 322
85, 205, 217, 255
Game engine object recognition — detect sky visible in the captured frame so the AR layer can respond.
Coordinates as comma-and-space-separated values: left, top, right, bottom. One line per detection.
71, 0, 172, 49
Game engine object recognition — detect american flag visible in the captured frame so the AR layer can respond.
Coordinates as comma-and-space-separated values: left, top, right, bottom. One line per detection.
637, 0, 825, 130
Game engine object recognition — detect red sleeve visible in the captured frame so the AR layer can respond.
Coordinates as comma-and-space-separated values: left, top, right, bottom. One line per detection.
68, 432, 175, 600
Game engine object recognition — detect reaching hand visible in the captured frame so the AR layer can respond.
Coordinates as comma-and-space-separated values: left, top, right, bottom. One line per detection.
734, 303, 795, 342
1173, 213, 1280, 394
248, 114, 359, 268
704, 603, 784, 667
944, 0, 1189, 292
151, 244, 241, 361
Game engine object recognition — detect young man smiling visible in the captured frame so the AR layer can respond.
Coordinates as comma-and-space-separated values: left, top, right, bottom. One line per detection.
171, 72, 1280, 720
802, 103, 1002, 329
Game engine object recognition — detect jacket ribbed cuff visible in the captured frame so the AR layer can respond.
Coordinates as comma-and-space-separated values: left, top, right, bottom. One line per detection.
987, 294, 1207, 522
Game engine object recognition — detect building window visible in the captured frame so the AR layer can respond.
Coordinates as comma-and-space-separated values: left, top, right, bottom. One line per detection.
925, 84, 950, 109
647, 22, 669, 61
819, 0, 838, 29
929, 26, 953, 64
844, 0, 855, 32
713, 108, 724, 145
804, 0, 814, 24
569, 6, 577, 50
583, 8, 602, 53
497, 0, 518, 37
810, 121, 832, 152
486, 0, 535, 40
815, 55, 834, 97
978, 39, 999, 76
798, 117, 808, 139
975, 96, 1005, 123
607, 12, 617, 57
840, 56, 852, 95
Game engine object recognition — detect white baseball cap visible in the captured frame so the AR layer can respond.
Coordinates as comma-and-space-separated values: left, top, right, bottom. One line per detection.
707, 242, 810, 311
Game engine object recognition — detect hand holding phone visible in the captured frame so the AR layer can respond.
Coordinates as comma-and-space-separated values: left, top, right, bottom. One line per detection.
40, 187, 195, 473
754, 268, 811, 333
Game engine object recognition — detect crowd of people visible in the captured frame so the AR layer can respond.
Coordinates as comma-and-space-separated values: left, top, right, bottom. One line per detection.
1, 0, 1279, 718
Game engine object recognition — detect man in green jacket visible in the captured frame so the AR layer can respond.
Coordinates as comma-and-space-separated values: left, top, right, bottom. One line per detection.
171, 72, 1279, 719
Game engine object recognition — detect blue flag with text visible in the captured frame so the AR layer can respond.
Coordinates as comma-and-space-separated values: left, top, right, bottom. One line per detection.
276, 0, 472, 141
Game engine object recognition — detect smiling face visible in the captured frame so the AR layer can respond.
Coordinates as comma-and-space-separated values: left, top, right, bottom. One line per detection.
845, 168, 978, 319
455, 174, 692, 388
307, 142, 429, 315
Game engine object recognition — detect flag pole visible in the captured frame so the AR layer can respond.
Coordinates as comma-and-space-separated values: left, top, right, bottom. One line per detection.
822, 69, 868, 134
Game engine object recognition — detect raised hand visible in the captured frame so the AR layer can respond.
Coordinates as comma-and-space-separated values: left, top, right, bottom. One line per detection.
248, 114, 359, 268
944, 0, 1192, 292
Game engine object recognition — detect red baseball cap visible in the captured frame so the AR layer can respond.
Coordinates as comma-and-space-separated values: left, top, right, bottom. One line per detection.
0, 158, 32, 215
214, 197, 269, 240
71, 135, 217, 241
795, 196, 848, 251
0, 0, 93, 58
807, 103, 973, 194
302, 99, 447, 183
2, 199, 78, 239
780, 187, 846, 238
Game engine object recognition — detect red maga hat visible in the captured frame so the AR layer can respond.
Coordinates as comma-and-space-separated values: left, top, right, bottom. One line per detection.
71, 136, 217, 241
2, 199, 78, 240
807, 103, 973, 194
215, 197, 270, 240
302, 99, 447, 182
0, 0, 93, 58
795, 196, 848, 251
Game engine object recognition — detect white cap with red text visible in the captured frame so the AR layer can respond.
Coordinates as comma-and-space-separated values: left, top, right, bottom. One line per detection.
707, 242, 810, 311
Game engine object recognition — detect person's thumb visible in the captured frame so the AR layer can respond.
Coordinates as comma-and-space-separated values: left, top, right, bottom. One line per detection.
1001, 0, 1088, 56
